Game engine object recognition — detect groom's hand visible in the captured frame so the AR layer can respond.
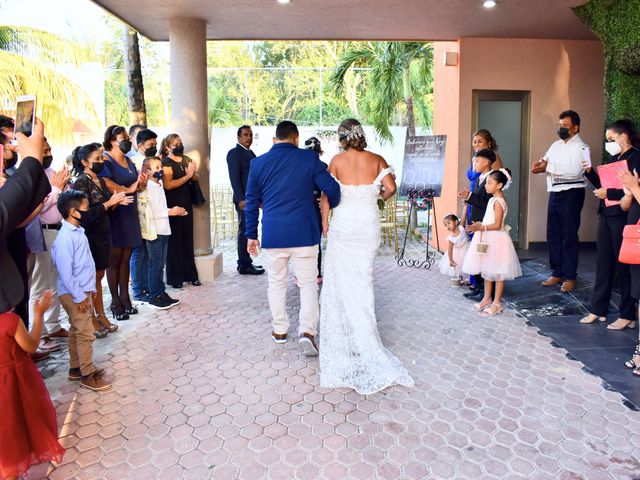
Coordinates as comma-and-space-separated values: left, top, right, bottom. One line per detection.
247, 239, 260, 257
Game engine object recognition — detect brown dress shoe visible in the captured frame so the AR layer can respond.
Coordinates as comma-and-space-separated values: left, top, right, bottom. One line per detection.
31, 348, 50, 362
560, 280, 576, 293
541, 276, 562, 287
299, 333, 318, 357
49, 327, 69, 338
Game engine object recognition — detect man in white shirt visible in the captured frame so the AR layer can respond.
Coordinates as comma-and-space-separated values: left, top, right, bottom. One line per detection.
532, 110, 588, 293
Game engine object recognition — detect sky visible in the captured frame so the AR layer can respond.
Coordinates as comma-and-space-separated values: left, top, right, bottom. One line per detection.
2, 0, 114, 43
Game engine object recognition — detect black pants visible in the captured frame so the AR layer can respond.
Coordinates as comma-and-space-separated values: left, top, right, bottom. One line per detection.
236, 209, 253, 269
166, 208, 199, 284
590, 214, 636, 319
547, 188, 585, 280
7, 228, 28, 328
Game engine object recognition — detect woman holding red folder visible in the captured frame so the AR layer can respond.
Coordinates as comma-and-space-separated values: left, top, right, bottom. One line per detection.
581, 119, 640, 330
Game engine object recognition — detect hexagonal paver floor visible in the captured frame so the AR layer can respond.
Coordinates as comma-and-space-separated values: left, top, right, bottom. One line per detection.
26, 247, 640, 480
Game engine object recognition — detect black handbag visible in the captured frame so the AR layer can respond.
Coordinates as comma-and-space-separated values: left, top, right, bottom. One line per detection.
189, 180, 206, 206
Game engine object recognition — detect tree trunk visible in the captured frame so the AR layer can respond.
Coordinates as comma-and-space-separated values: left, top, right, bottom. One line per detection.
123, 26, 147, 126
403, 67, 416, 136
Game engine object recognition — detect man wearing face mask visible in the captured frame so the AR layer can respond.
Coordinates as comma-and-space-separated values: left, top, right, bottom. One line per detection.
25, 138, 71, 353
532, 110, 588, 293
127, 124, 145, 160
130, 129, 158, 302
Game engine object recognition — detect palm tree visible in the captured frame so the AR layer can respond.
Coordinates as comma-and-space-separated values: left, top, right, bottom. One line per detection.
0, 26, 98, 141
331, 42, 433, 142
123, 26, 146, 126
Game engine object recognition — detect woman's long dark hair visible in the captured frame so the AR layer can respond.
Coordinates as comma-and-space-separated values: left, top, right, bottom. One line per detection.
71, 142, 102, 176
608, 119, 640, 148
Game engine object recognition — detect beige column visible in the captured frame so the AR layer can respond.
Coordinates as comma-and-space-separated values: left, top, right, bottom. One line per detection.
169, 17, 223, 279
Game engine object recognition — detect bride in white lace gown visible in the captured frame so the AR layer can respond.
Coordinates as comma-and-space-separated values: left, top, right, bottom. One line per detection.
319, 119, 414, 395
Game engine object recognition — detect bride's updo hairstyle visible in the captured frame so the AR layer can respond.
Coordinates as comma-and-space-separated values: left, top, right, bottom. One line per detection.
338, 118, 367, 151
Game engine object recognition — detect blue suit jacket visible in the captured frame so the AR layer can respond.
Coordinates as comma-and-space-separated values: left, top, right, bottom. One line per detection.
245, 143, 340, 249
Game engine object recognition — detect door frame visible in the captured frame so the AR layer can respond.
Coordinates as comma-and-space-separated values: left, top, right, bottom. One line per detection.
472, 90, 531, 249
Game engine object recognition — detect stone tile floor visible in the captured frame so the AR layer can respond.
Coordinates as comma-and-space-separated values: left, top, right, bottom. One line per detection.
26, 242, 640, 479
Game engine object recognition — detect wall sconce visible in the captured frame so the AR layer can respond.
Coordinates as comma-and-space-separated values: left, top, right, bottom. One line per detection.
444, 52, 458, 66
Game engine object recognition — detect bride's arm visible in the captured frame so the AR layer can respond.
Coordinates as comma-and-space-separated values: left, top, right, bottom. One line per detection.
321, 194, 330, 236
379, 158, 396, 201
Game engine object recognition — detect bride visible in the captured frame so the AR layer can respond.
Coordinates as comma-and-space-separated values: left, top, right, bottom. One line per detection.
319, 119, 414, 395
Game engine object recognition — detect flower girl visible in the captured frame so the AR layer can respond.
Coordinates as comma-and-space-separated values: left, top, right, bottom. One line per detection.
462, 168, 522, 315
438, 213, 469, 286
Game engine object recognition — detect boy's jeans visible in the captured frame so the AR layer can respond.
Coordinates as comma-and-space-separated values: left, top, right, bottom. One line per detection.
146, 235, 169, 299
130, 241, 148, 299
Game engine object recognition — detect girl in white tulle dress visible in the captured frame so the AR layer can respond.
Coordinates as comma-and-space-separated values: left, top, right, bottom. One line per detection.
438, 213, 469, 286
463, 168, 522, 316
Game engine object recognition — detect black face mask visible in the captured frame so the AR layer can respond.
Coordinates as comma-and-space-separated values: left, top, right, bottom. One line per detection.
4, 151, 18, 169
73, 209, 89, 224
118, 140, 132, 154
91, 162, 105, 175
557, 127, 571, 140
42, 155, 53, 169
152, 170, 164, 180
145, 146, 158, 158
172, 145, 184, 156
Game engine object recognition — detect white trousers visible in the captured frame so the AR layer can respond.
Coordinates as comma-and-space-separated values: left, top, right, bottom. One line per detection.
27, 228, 62, 336
265, 245, 319, 337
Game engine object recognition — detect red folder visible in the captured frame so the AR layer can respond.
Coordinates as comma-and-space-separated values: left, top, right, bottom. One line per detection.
597, 160, 628, 207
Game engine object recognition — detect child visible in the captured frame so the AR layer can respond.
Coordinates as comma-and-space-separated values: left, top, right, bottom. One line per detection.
51, 190, 111, 391
457, 148, 497, 300
145, 157, 185, 309
438, 213, 469, 286
0, 290, 65, 480
462, 168, 522, 316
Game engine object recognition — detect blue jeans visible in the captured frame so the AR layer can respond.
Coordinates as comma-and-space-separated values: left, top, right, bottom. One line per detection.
130, 241, 148, 298
146, 235, 169, 299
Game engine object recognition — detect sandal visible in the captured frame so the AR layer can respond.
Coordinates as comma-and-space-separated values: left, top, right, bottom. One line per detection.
580, 314, 606, 324
625, 342, 640, 369
110, 305, 130, 321
97, 314, 119, 333
191, 280, 202, 286
481, 303, 505, 317
473, 298, 493, 311
92, 318, 108, 339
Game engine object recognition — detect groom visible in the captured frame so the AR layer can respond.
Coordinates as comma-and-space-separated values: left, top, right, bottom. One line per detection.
245, 121, 341, 356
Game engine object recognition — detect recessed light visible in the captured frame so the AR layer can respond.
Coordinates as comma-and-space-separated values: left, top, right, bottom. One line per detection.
277, 0, 291, 4
483, 0, 497, 8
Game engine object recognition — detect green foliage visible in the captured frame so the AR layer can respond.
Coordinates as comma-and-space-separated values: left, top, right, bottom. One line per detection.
574, 0, 640, 126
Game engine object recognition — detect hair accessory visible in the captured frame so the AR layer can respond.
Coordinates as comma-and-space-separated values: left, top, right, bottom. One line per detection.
339, 123, 366, 142
499, 168, 512, 191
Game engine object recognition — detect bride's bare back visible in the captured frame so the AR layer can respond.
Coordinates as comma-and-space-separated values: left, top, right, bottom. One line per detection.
329, 149, 388, 186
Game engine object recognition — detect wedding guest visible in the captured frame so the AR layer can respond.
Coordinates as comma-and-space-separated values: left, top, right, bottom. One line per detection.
126, 124, 145, 160
532, 110, 588, 293
461, 129, 503, 227
99, 125, 144, 320
0, 118, 51, 335
160, 134, 200, 288
437, 213, 469, 287
52, 190, 111, 391
458, 148, 496, 301
227, 126, 264, 275
130, 129, 159, 302
72, 143, 131, 337
0, 291, 65, 480
581, 120, 640, 330
145, 157, 183, 309
304, 136, 327, 284
463, 169, 522, 316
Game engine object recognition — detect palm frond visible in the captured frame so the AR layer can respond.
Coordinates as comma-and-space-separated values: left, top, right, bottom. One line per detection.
0, 26, 83, 66
329, 44, 374, 94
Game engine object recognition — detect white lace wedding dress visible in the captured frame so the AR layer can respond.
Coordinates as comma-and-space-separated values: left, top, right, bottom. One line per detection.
319, 167, 415, 394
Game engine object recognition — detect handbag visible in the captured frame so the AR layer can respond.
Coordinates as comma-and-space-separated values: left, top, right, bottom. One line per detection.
189, 180, 206, 206
476, 230, 488, 255
619, 220, 640, 264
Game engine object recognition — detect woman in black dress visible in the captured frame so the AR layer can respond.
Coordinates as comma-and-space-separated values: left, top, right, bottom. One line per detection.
99, 125, 146, 319
159, 133, 200, 288
72, 143, 131, 335
581, 120, 640, 330
614, 120, 640, 376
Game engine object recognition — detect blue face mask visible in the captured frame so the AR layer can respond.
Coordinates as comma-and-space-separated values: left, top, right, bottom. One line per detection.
152, 170, 164, 180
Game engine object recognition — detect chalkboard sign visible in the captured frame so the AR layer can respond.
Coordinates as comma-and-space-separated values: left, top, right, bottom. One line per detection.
399, 135, 447, 197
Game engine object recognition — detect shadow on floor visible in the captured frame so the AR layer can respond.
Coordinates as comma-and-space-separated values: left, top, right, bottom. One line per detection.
508, 244, 640, 411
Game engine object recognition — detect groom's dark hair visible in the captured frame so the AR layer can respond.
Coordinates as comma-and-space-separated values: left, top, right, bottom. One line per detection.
275, 121, 299, 140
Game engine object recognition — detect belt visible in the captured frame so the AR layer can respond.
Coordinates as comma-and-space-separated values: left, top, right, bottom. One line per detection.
41, 223, 62, 230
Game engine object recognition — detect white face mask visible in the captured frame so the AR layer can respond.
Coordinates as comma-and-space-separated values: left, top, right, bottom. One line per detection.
605, 141, 622, 156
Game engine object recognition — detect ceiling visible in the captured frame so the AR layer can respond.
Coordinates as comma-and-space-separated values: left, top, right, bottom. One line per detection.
91, 0, 595, 42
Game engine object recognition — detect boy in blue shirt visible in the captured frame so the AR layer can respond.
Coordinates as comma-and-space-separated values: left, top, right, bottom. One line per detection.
52, 190, 111, 391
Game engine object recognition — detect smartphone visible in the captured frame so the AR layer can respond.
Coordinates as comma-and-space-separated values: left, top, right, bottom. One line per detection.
14, 95, 36, 137
0, 144, 4, 172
